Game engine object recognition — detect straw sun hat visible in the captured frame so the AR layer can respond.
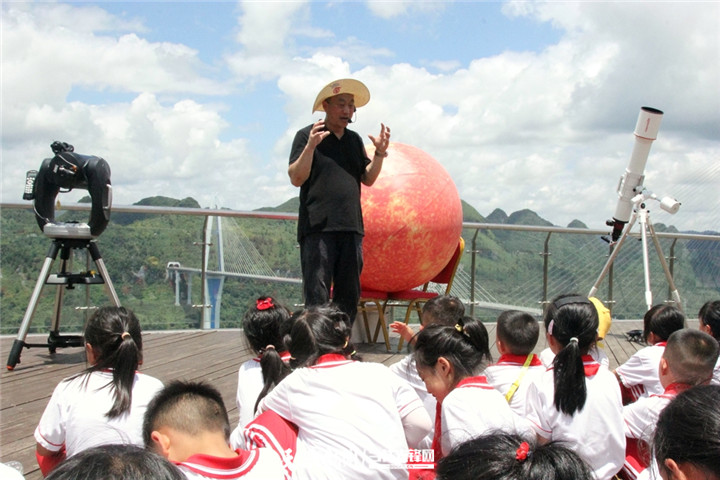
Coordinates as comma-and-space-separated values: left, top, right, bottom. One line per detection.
312, 79, 370, 114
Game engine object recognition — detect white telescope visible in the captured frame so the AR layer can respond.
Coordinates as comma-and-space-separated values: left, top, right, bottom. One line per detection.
608, 106, 663, 241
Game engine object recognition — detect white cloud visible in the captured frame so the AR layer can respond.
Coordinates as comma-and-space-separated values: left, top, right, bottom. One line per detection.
2, 1, 717, 234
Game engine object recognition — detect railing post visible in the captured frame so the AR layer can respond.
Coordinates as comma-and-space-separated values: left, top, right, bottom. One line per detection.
540, 232, 552, 316
470, 230, 480, 317
192, 215, 213, 329
667, 239, 678, 303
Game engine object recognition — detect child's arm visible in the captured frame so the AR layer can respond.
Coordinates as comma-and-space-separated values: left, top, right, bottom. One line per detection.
400, 406, 432, 449
390, 322, 416, 343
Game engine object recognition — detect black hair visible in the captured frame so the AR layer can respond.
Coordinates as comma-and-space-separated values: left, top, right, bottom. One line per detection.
45, 444, 183, 480
242, 297, 293, 413
436, 431, 594, 480
699, 300, 720, 341
496, 310, 540, 356
421, 295, 465, 327
285, 305, 356, 368
77, 306, 143, 419
142, 380, 231, 448
653, 385, 720, 478
543, 294, 598, 415
663, 329, 719, 386
254, 305, 357, 408
413, 316, 492, 383
642, 304, 685, 343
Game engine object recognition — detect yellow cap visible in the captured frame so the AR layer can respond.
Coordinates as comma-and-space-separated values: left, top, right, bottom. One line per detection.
589, 297, 612, 340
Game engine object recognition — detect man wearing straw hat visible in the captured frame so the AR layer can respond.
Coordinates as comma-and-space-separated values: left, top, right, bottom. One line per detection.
288, 78, 391, 325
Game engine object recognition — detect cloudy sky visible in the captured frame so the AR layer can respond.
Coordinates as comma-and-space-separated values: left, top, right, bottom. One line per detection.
2, 1, 719, 232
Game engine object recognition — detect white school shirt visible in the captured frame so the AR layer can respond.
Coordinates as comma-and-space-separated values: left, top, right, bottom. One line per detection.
439, 375, 525, 457
236, 352, 292, 431
525, 357, 625, 480
712, 356, 720, 385
176, 449, 285, 480
623, 382, 690, 443
34, 370, 163, 457
259, 353, 427, 480
484, 353, 545, 416
621, 383, 691, 480
616, 343, 667, 399
390, 354, 436, 448
236, 358, 264, 430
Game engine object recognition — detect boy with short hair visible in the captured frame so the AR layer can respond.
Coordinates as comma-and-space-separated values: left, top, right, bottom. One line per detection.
143, 381, 285, 480
484, 310, 544, 416
621, 329, 719, 480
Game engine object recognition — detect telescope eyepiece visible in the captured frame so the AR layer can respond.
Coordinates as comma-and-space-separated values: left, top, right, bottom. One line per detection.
51, 141, 74, 154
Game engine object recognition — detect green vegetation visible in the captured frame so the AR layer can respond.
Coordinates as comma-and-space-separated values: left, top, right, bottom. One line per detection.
1, 197, 717, 335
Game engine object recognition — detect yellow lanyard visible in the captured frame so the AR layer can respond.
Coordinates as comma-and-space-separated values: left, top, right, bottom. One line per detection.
504, 354, 534, 403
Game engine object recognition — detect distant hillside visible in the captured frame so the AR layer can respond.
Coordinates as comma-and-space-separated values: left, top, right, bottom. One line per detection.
1, 195, 717, 334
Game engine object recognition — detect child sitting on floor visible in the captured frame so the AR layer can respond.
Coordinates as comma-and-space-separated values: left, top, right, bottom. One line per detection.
235, 297, 293, 429
525, 294, 625, 480
620, 328, 719, 480
614, 304, 685, 404
413, 316, 524, 465
389, 295, 465, 448
144, 380, 285, 479
34, 306, 164, 476
484, 310, 544, 416
257, 305, 431, 480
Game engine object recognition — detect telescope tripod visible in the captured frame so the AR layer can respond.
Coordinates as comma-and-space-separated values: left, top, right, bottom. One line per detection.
589, 203, 682, 313
6, 237, 120, 370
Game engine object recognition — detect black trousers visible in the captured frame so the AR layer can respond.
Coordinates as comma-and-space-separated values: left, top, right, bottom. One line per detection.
300, 232, 363, 325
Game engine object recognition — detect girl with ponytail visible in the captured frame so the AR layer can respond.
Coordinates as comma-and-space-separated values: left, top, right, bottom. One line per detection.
35, 306, 163, 475
233, 296, 293, 430
257, 305, 432, 480
525, 294, 625, 480
413, 316, 524, 464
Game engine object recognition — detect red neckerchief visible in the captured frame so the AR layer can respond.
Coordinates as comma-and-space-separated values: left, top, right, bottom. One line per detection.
654, 341, 668, 347
494, 354, 543, 367
431, 375, 492, 465
309, 353, 352, 369
431, 402, 443, 466
455, 375, 494, 389
581, 355, 600, 377
659, 382, 692, 398
178, 449, 259, 478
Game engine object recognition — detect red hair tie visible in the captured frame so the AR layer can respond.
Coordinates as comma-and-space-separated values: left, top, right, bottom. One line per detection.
516, 441, 530, 462
257, 298, 274, 310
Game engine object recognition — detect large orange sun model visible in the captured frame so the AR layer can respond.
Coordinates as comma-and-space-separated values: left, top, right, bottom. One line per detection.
360, 142, 463, 292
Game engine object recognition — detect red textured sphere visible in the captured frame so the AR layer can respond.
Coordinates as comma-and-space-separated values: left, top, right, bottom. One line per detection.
360, 142, 463, 292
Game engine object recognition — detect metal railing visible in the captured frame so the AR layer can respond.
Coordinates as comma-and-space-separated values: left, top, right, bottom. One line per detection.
2, 201, 719, 331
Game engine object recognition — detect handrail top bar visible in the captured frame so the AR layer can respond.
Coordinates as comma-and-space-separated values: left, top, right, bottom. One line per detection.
2, 202, 718, 242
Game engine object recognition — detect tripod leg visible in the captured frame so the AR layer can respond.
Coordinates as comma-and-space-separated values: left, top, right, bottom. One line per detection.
589, 212, 638, 299
647, 221, 683, 311
639, 209, 653, 311
7, 242, 60, 370
87, 242, 120, 306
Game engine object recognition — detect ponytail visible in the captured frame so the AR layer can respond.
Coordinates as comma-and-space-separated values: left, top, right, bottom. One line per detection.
544, 295, 598, 415
81, 306, 142, 418
414, 316, 492, 383
254, 345, 290, 413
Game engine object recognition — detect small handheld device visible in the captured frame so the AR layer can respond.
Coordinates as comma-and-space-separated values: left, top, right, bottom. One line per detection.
23, 170, 38, 200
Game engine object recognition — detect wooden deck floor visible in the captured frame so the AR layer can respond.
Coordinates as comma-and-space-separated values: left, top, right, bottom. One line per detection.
1, 319, 679, 479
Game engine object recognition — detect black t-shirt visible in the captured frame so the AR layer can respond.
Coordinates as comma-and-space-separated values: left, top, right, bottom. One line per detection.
290, 124, 371, 241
